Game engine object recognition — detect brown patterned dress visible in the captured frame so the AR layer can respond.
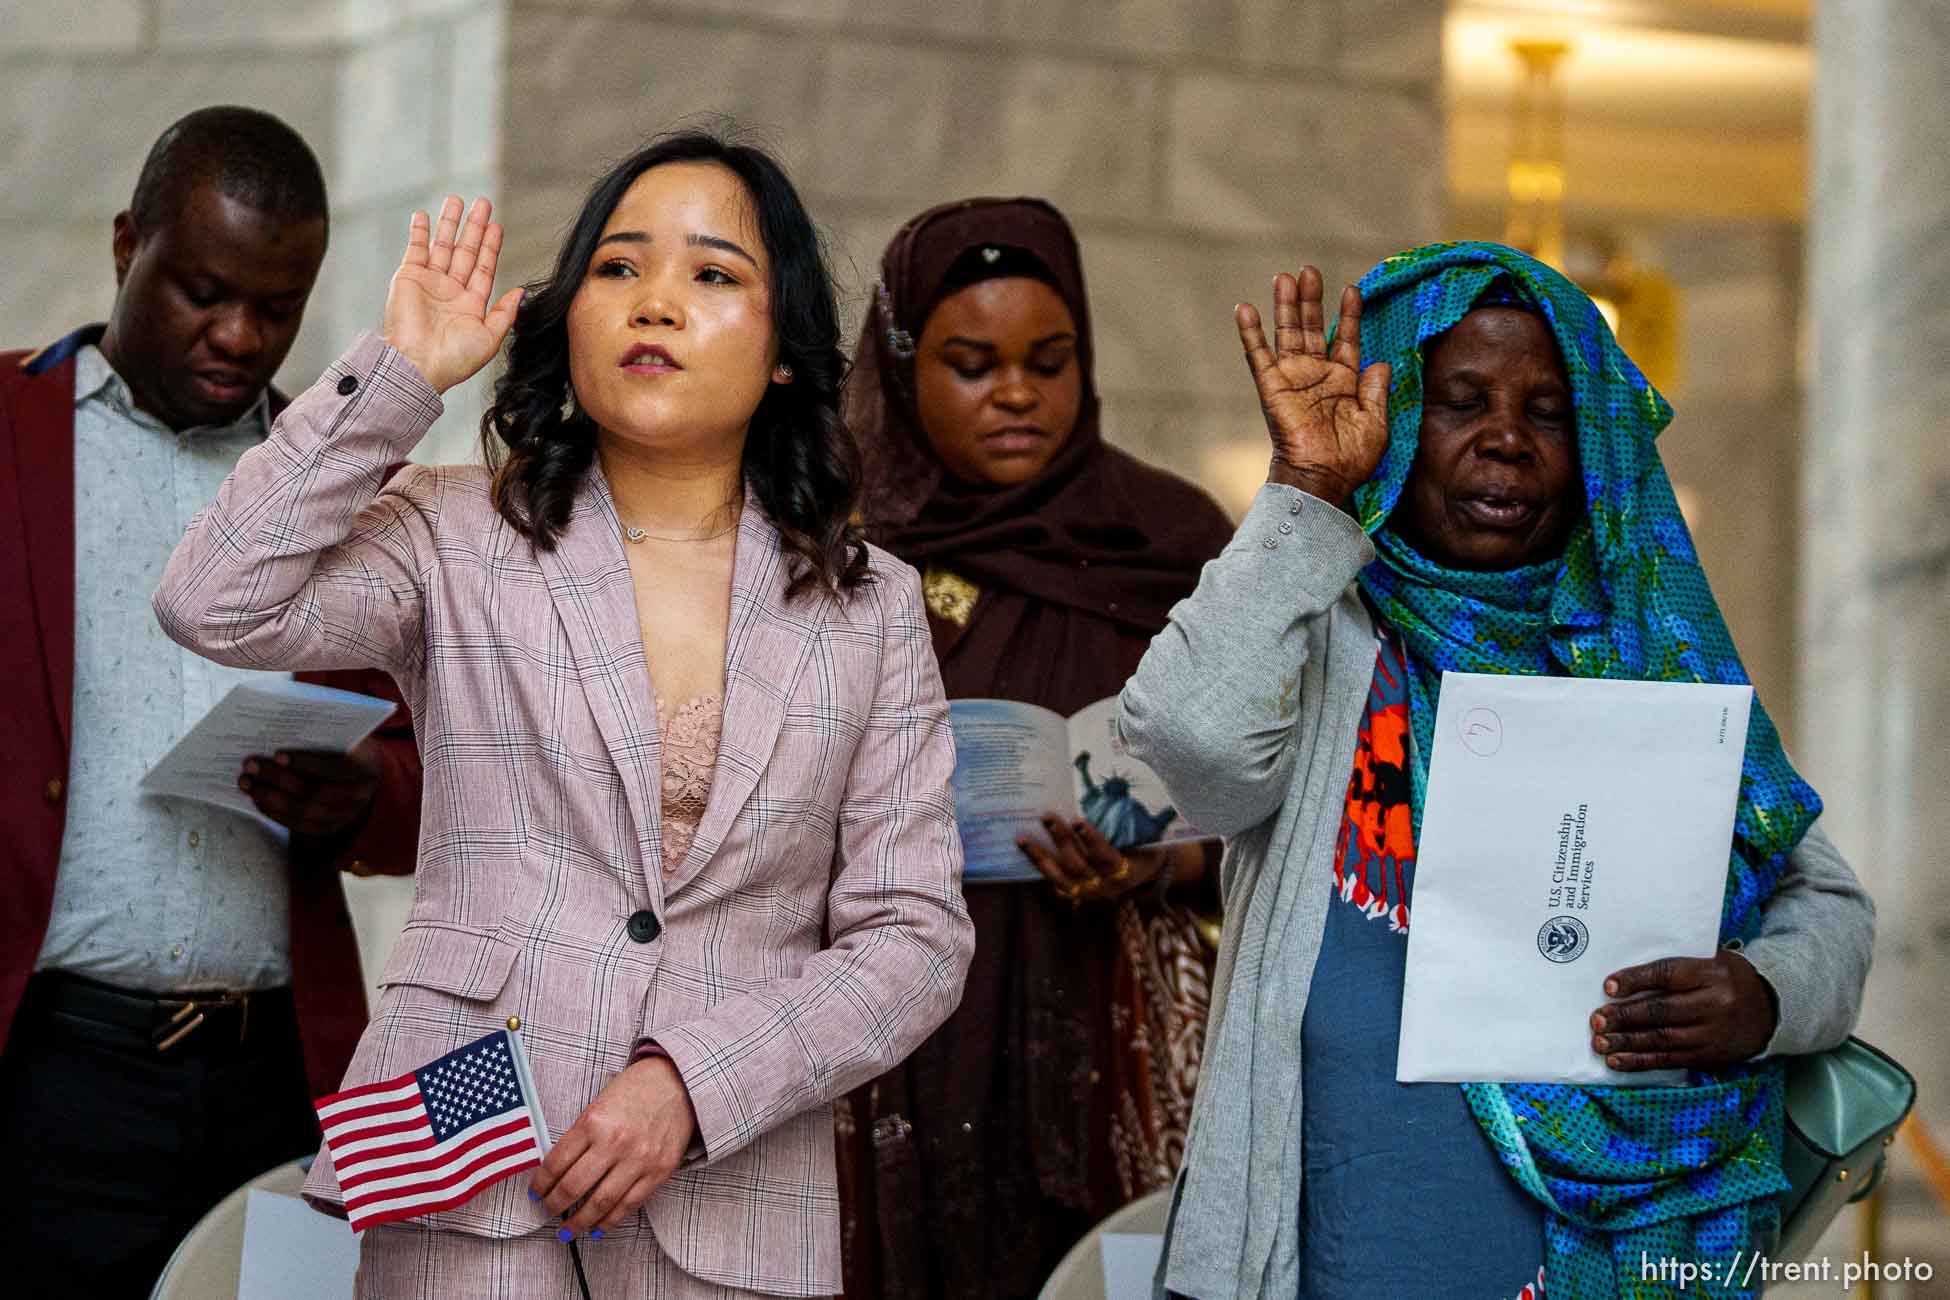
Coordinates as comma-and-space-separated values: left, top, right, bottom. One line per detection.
835, 194, 1238, 1298
836, 564, 1222, 1300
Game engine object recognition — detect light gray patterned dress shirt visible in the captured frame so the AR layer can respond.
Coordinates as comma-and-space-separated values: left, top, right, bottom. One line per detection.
35, 345, 293, 992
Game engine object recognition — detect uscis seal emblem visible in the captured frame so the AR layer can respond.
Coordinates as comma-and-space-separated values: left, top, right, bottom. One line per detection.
1537, 915, 1589, 963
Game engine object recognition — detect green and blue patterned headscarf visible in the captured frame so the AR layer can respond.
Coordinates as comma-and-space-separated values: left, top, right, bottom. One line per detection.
1340, 242, 1822, 1299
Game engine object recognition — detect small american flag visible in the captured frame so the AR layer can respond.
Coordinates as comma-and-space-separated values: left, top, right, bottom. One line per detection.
315, 1028, 549, 1231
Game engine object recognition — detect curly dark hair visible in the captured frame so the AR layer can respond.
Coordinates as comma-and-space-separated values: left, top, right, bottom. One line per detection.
482, 130, 867, 597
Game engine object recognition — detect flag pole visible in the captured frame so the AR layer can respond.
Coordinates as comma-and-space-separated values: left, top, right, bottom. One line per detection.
507, 1018, 594, 1300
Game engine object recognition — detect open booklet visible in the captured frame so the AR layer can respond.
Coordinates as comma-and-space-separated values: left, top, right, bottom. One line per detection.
948, 696, 1210, 883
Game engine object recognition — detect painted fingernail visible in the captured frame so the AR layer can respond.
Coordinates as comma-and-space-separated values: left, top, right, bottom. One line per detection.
1608, 1056, 1625, 1069
1605, 979, 1619, 995
557, 1228, 574, 1243
528, 1189, 540, 1201
1593, 1036, 1610, 1053
590, 1229, 605, 1241
243, 760, 259, 775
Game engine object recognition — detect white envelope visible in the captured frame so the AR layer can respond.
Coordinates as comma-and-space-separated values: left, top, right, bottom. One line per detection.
1099, 1232, 1166, 1299
1396, 671, 1752, 1087
239, 1189, 359, 1300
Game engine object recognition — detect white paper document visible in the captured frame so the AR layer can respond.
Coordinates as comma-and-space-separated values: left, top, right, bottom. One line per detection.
1098, 1232, 1165, 1299
238, 1188, 359, 1300
139, 679, 396, 825
1396, 671, 1752, 1087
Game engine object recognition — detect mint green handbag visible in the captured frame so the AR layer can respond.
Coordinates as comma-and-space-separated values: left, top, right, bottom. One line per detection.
1774, 1038, 1916, 1259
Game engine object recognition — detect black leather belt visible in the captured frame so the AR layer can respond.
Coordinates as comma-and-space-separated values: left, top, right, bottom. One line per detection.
21, 971, 294, 1053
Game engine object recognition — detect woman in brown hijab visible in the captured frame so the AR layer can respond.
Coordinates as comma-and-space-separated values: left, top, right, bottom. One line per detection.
836, 197, 1235, 1298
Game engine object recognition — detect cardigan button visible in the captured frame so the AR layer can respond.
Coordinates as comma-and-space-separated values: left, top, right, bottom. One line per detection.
627, 910, 662, 944
44, 777, 64, 805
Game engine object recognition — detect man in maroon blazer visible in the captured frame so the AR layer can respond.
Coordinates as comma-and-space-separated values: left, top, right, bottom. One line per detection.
0, 106, 422, 1296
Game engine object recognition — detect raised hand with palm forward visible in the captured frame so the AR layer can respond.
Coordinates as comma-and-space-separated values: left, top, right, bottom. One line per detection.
1236, 266, 1392, 510
381, 194, 525, 395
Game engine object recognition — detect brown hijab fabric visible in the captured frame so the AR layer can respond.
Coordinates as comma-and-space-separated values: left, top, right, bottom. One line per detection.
836, 199, 1234, 1300
847, 197, 1234, 635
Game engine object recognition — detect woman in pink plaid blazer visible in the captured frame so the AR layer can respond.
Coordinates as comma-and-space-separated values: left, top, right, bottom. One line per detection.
155, 133, 973, 1298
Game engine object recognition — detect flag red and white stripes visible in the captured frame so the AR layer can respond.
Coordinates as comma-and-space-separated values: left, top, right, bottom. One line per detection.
315, 1028, 548, 1232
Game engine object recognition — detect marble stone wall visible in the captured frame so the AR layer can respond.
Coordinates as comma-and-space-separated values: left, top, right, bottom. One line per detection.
3, 0, 1445, 491
496, 0, 1448, 516
1650, 221, 1805, 750
1801, 0, 1950, 1238
0, 0, 506, 459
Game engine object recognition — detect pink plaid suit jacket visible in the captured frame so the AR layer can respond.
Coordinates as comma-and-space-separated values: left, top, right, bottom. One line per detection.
154, 334, 973, 1295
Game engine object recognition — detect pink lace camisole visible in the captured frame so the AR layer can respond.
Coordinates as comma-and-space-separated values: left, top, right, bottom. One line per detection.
656, 693, 723, 871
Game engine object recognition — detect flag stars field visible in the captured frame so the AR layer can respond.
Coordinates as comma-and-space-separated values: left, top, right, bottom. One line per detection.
313, 1029, 550, 1232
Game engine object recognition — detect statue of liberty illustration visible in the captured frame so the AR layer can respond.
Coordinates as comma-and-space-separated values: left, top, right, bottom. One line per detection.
1074, 750, 1177, 848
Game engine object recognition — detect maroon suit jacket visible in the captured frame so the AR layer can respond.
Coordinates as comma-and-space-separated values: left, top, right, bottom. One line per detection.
0, 325, 423, 1099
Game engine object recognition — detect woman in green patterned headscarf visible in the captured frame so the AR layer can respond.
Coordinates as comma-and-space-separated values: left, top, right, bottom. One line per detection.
1116, 241, 1875, 1299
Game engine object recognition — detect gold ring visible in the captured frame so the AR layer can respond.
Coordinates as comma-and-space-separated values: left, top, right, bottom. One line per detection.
1106, 857, 1132, 884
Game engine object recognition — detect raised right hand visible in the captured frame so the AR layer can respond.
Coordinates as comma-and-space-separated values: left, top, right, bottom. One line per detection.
381, 195, 524, 394
1237, 267, 1392, 508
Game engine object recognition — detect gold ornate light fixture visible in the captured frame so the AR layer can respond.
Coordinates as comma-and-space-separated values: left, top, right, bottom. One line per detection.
1500, 37, 1682, 397
1504, 40, 1570, 270
1597, 246, 1681, 398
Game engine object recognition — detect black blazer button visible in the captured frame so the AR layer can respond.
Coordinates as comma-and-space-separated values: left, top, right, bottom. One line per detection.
627, 910, 661, 944
337, 374, 359, 396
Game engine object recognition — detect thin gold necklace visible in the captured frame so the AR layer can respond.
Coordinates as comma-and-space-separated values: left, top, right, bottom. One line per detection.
620, 505, 741, 544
